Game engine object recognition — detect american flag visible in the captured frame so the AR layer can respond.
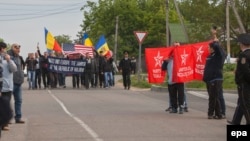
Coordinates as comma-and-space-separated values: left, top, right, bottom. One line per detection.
62, 43, 94, 57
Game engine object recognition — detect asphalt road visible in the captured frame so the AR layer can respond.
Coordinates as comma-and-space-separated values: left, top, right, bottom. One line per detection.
1, 75, 240, 141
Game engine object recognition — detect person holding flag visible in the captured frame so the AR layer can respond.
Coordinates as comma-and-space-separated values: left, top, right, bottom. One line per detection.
163, 42, 185, 114
203, 41, 225, 119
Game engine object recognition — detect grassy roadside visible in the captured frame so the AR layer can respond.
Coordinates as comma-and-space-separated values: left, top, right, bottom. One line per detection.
129, 64, 237, 90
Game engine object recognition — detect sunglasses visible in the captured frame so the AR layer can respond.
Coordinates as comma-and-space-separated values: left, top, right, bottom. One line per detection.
14, 45, 21, 48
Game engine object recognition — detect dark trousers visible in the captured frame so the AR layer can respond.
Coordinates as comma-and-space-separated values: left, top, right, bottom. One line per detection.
49, 72, 57, 88
81, 72, 85, 86
72, 74, 80, 88
1, 92, 12, 128
41, 69, 50, 88
35, 69, 41, 88
122, 71, 131, 88
206, 80, 222, 117
58, 73, 65, 86
231, 99, 244, 125
237, 83, 250, 125
168, 83, 184, 109
84, 71, 93, 89
218, 88, 226, 115
93, 72, 98, 87
99, 72, 104, 87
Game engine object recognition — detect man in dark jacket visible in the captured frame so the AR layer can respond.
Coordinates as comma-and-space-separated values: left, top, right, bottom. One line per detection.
119, 51, 132, 90
228, 33, 250, 125
7, 43, 25, 124
203, 41, 225, 119
37, 47, 50, 89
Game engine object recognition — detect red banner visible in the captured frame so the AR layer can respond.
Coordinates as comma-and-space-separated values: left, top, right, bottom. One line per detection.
145, 41, 210, 83
145, 47, 174, 83
172, 45, 194, 82
192, 42, 210, 80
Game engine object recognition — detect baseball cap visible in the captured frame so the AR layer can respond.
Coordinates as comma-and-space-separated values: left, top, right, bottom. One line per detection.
237, 33, 250, 46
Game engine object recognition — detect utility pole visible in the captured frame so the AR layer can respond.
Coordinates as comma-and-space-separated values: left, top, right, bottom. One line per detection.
114, 16, 119, 64
166, 0, 169, 46
173, 0, 189, 42
230, 0, 246, 33
226, 0, 231, 63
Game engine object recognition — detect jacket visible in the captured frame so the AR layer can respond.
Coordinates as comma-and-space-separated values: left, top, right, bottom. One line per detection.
7, 49, 24, 85
203, 42, 225, 82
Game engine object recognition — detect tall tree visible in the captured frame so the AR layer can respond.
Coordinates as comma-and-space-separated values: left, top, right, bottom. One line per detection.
79, 0, 179, 59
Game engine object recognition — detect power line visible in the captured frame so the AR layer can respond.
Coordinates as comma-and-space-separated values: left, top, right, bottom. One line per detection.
0, 2, 83, 21
0, 7, 81, 21
0, 4, 81, 17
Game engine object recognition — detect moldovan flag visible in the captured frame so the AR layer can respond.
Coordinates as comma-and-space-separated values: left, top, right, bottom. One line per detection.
44, 28, 62, 52
95, 35, 110, 55
145, 47, 174, 83
172, 45, 194, 83
192, 42, 210, 80
82, 33, 93, 47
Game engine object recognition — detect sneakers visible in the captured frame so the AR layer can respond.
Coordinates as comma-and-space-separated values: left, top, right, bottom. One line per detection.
213, 115, 223, 120
170, 108, 178, 113
16, 119, 25, 124
179, 108, 183, 114
221, 114, 226, 119
207, 115, 224, 120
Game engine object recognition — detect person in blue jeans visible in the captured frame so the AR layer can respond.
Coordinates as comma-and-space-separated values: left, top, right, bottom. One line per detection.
7, 43, 25, 124
25, 53, 38, 90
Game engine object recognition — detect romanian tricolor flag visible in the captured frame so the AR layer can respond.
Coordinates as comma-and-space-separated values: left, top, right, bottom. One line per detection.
44, 27, 62, 52
95, 35, 110, 55
82, 33, 93, 47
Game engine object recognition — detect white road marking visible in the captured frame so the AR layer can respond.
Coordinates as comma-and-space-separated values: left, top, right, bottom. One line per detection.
188, 91, 237, 108
48, 90, 104, 141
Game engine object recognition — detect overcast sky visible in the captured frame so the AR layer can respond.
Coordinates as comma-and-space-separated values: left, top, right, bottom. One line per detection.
0, 0, 93, 57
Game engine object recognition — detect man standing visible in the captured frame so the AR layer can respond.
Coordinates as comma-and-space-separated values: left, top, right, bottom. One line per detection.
37, 47, 50, 89
228, 33, 250, 125
84, 52, 94, 89
203, 40, 225, 119
98, 51, 105, 88
7, 43, 25, 123
0, 42, 16, 131
119, 51, 132, 90
34, 52, 41, 89
163, 42, 185, 114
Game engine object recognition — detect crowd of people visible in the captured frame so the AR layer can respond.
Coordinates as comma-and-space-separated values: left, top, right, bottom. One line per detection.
0, 42, 136, 137
1, 31, 250, 139
23, 47, 136, 90
0, 42, 25, 138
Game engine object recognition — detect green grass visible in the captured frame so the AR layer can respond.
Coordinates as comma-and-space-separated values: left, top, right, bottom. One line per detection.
129, 64, 237, 90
